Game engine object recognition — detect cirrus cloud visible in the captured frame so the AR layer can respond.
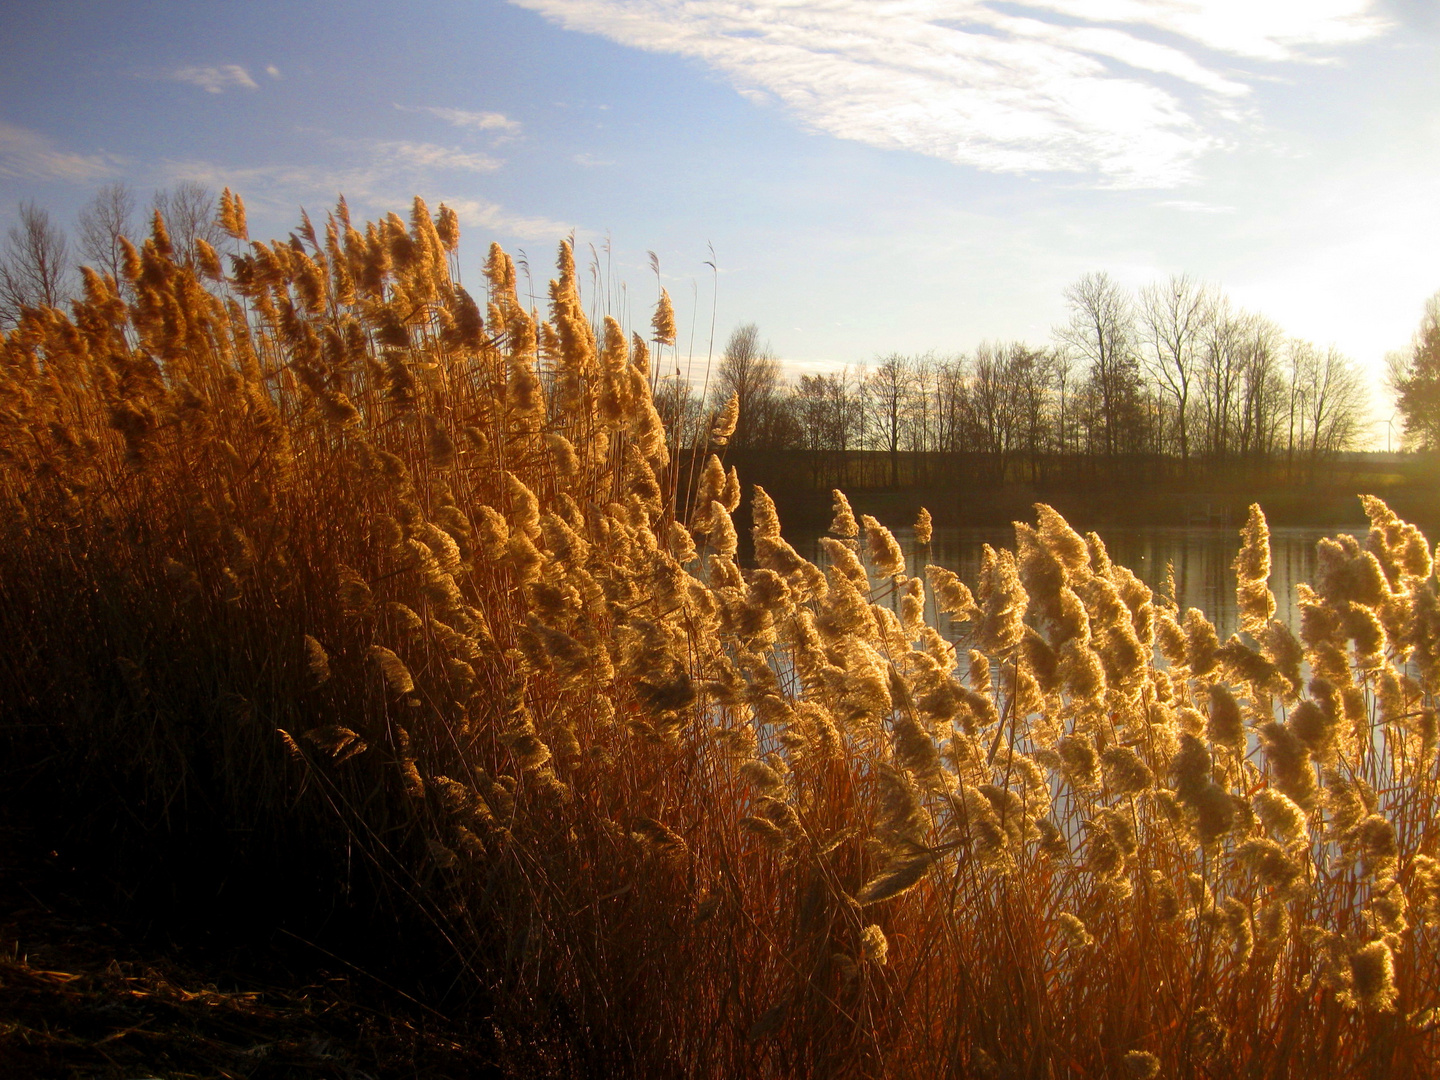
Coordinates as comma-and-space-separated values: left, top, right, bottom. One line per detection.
396, 105, 523, 135
168, 64, 261, 94
368, 139, 504, 173
0, 120, 117, 182
508, 0, 1390, 187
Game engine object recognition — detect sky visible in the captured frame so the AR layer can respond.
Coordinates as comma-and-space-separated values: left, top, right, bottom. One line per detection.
1, 0, 1437, 442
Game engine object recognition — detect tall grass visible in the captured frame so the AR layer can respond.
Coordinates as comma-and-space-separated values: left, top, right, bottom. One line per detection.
1, 194, 1438, 1076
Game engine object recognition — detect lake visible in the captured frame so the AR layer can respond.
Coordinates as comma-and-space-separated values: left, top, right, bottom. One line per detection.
795, 522, 1348, 641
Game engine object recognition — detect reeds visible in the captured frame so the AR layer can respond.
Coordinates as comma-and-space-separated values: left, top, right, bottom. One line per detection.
1, 195, 1437, 1077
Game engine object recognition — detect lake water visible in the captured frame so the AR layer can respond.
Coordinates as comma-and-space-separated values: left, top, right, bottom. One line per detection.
796, 523, 1348, 641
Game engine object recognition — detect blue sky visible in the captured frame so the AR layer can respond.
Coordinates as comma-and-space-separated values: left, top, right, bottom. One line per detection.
1, 1, 1437, 438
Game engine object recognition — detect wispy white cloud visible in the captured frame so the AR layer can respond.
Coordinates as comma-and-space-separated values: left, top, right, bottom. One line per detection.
0, 120, 117, 182
168, 64, 260, 94
573, 152, 614, 167
508, 0, 1389, 186
1021, 1, 1389, 62
368, 140, 504, 173
154, 137, 565, 243
396, 105, 523, 135
265, 64, 283, 80
158, 124, 506, 215
440, 196, 571, 241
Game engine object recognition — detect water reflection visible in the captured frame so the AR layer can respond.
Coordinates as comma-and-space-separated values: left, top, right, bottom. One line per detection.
798, 524, 1348, 641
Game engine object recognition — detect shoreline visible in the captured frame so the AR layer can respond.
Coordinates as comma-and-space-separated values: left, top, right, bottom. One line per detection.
701, 448, 1440, 535
746, 479, 1439, 535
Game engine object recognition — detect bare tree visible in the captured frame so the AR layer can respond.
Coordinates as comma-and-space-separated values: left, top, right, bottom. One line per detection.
152, 180, 224, 268
794, 371, 857, 486
828, 366, 863, 456
654, 370, 704, 451
1138, 274, 1210, 472
712, 322, 783, 449
793, 374, 834, 449
1051, 347, 1079, 458
1055, 272, 1140, 459
907, 354, 934, 455
1289, 342, 1367, 477
866, 354, 915, 487
905, 353, 944, 483
1009, 344, 1056, 482
932, 355, 969, 457
0, 201, 73, 326
1198, 295, 1247, 462
77, 182, 137, 287
1196, 305, 1286, 467
969, 342, 1020, 484
1235, 314, 1285, 461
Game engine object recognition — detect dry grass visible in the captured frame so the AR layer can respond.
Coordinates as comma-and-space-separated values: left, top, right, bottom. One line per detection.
0, 194, 1438, 1077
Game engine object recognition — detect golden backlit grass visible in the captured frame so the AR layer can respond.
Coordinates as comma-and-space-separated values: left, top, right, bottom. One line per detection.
1, 195, 1438, 1077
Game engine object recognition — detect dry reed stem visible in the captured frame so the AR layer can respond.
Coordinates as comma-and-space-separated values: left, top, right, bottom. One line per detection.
0, 195, 1437, 1077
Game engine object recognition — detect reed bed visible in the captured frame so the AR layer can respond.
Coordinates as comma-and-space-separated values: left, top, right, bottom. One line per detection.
1, 195, 1437, 1077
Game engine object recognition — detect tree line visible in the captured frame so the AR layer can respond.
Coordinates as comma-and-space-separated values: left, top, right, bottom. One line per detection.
1, 187, 1377, 492
661, 272, 1372, 491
